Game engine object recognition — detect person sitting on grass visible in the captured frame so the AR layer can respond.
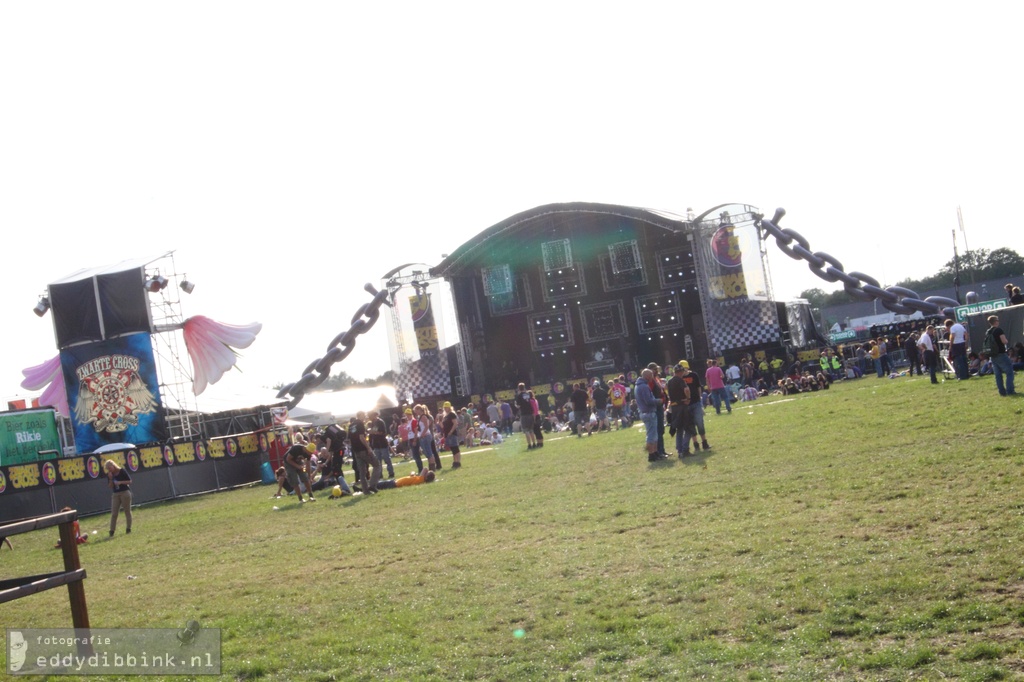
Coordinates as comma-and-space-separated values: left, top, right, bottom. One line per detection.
1012, 343, 1024, 371
273, 466, 293, 497
375, 468, 437, 490
977, 353, 994, 376
480, 423, 503, 445
779, 377, 800, 395
968, 352, 981, 375
54, 506, 89, 548
308, 450, 353, 496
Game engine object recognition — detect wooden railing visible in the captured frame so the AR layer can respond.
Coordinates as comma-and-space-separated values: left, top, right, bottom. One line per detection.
0, 510, 90, 631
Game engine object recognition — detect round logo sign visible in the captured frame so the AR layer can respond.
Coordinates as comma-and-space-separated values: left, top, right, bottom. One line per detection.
126, 450, 140, 472
551, 381, 565, 395
0, 470, 7, 494
226, 439, 238, 457
42, 462, 57, 486
195, 441, 207, 461
86, 456, 101, 479
163, 445, 174, 466
258, 434, 269, 453
710, 224, 743, 268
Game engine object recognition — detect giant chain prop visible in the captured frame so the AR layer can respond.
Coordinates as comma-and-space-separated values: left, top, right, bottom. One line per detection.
276, 283, 391, 409
756, 208, 959, 317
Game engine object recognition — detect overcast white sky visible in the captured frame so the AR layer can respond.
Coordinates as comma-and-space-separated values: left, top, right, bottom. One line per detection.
2, 2, 1021, 408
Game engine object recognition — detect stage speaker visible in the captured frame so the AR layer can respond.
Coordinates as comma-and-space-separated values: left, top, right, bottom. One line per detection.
49, 265, 154, 349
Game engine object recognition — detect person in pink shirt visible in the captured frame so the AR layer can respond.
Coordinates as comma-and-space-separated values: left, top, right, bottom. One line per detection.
705, 359, 732, 415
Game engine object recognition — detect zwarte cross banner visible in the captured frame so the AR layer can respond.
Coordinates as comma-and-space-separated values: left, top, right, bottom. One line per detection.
60, 333, 167, 454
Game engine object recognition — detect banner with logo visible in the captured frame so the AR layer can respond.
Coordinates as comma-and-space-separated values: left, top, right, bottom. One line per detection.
60, 333, 167, 454
694, 207, 780, 353
410, 293, 439, 359
704, 220, 768, 302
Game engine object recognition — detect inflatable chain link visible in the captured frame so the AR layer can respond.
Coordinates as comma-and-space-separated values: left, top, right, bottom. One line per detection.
276, 283, 392, 409
756, 208, 959, 317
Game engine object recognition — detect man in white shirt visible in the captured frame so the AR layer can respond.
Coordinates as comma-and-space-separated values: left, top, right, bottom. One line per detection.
917, 325, 939, 384
725, 362, 742, 385
944, 319, 970, 380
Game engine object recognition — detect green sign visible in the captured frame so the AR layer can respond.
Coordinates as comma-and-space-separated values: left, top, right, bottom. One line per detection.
0, 409, 62, 466
829, 329, 858, 342
955, 298, 1007, 322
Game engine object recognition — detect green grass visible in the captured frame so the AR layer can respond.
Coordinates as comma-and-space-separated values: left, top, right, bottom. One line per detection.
3, 373, 1024, 680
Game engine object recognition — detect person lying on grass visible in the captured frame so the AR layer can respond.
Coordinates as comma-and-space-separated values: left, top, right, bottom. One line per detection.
374, 469, 436, 490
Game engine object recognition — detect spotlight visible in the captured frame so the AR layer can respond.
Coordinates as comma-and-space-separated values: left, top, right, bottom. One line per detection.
145, 275, 169, 293
33, 296, 50, 317
180, 279, 196, 294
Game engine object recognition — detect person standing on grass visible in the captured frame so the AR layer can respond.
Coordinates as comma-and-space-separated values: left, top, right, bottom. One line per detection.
104, 460, 133, 535
590, 380, 610, 434
646, 362, 669, 457
944, 319, 970, 380
917, 326, 939, 384
500, 399, 514, 436
636, 369, 663, 462
368, 410, 395, 479
486, 401, 501, 430
983, 315, 1017, 397
513, 384, 536, 450
904, 333, 923, 377
569, 382, 590, 437
869, 340, 883, 378
283, 444, 315, 503
705, 359, 732, 415
878, 337, 893, 376
441, 401, 463, 468
608, 377, 628, 429
725, 360, 741, 386
678, 360, 711, 452
424, 405, 442, 470
349, 412, 381, 494
666, 363, 694, 458
457, 407, 473, 448
529, 391, 544, 448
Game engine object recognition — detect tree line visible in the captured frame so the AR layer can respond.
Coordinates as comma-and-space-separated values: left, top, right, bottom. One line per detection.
799, 247, 1024, 309
274, 370, 395, 394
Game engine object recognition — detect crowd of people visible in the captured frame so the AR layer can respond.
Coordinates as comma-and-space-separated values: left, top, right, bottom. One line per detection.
267, 398, 531, 503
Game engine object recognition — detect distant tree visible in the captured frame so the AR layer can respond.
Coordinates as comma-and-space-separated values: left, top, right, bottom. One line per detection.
358, 370, 395, 387
273, 369, 387, 394
893, 248, 1024, 294
798, 288, 828, 308
319, 372, 358, 391
979, 247, 1024, 278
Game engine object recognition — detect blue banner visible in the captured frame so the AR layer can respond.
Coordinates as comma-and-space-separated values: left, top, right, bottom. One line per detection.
60, 333, 167, 454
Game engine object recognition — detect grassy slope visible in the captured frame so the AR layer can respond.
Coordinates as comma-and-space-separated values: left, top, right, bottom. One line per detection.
3, 374, 1024, 681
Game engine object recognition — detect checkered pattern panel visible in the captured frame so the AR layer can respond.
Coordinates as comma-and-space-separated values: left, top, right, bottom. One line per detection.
707, 299, 780, 352
395, 352, 452, 402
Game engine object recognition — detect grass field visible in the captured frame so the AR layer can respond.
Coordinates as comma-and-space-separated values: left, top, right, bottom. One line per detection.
3, 372, 1024, 681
